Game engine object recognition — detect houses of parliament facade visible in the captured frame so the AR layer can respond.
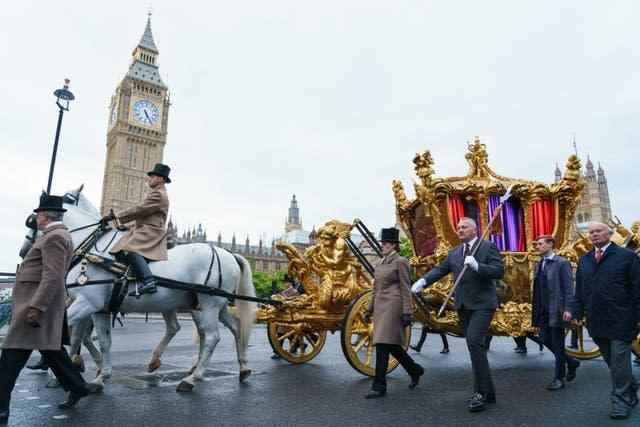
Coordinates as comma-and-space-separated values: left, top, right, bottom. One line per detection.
99, 16, 613, 274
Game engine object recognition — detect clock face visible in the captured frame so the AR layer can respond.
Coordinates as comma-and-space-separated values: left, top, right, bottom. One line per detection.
132, 99, 160, 126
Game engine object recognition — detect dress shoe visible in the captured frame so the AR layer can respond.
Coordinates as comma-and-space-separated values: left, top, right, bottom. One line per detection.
440, 348, 450, 354
26, 359, 49, 371
610, 407, 631, 420
0, 409, 9, 425
545, 379, 565, 391
409, 366, 424, 389
58, 392, 87, 409
467, 393, 495, 404
468, 393, 487, 412
409, 345, 421, 353
513, 347, 527, 354
364, 390, 386, 399
270, 353, 281, 360
566, 361, 580, 382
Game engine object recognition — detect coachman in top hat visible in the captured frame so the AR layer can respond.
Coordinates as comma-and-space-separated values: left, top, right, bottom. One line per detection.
104, 163, 172, 296
364, 227, 424, 399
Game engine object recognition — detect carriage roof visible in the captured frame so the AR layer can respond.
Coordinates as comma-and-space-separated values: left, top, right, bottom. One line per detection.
392, 137, 584, 269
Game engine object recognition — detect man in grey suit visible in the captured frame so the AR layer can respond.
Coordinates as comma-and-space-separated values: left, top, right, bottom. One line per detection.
412, 217, 504, 412
531, 235, 580, 391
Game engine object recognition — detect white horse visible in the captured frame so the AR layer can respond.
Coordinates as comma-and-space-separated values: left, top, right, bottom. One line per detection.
24, 186, 257, 392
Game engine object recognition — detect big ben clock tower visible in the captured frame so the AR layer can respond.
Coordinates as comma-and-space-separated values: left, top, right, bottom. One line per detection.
100, 14, 170, 215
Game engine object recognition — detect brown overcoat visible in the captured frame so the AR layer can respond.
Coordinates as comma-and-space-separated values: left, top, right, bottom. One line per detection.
367, 251, 413, 345
110, 186, 169, 261
3, 224, 73, 351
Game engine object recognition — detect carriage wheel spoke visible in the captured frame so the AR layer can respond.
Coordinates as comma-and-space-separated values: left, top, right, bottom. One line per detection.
278, 329, 296, 342
305, 334, 319, 350
365, 344, 374, 367
353, 335, 368, 353
578, 327, 585, 353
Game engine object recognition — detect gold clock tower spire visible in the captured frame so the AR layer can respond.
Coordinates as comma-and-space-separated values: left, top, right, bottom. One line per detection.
100, 14, 170, 215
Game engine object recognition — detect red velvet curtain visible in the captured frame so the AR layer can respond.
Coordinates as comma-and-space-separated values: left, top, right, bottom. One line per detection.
448, 195, 465, 230
530, 199, 555, 240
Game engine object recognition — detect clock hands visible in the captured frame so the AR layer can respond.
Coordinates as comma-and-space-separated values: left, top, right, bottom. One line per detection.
144, 110, 153, 124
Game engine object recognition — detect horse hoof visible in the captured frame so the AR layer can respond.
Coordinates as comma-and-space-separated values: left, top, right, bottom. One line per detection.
148, 359, 161, 373
176, 381, 194, 393
239, 369, 252, 383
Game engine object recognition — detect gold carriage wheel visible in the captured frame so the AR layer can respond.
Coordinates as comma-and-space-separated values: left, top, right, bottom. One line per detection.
267, 321, 327, 364
564, 322, 601, 360
340, 290, 411, 377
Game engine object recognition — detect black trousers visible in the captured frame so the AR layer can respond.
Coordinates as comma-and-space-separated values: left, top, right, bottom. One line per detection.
413, 327, 449, 352
0, 348, 87, 410
458, 309, 495, 396
372, 344, 422, 392
540, 324, 578, 380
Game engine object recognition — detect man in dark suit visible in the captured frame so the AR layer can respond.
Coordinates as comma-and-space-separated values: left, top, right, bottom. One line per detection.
412, 217, 504, 412
531, 235, 580, 391
567, 222, 640, 420
0, 195, 102, 425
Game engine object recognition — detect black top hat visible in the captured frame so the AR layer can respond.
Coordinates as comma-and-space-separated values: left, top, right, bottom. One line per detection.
380, 227, 400, 244
34, 194, 67, 213
147, 163, 171, 183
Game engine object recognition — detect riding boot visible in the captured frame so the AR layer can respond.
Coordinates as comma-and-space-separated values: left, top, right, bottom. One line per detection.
126, 252, 157, 296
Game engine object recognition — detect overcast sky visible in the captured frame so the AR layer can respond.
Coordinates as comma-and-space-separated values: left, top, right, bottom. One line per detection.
1, 1, 639, 269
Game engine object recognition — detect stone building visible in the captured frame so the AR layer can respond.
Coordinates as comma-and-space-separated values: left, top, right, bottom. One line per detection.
171, 195, 316, 273
100, 15, 170, 215
554, 155, 612, 228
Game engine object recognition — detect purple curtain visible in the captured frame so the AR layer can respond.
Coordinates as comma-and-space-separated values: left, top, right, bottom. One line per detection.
488, 195, 523, 251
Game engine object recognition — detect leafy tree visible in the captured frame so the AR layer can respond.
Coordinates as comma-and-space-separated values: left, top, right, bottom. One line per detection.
399, 237, 414, 259
252, 270, 287, 299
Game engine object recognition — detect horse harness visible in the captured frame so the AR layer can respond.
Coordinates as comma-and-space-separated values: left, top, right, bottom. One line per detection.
66, 226, 278, 315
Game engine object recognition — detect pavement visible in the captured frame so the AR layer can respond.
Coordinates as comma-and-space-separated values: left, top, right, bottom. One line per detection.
1, 318, 639, 427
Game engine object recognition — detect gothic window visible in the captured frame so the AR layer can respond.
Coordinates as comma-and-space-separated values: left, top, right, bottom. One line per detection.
127, 177, 135, 200
128, 143, 138, 168
143, 147, 150, 170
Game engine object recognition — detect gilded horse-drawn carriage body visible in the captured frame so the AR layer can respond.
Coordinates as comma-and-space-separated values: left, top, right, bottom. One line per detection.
394, 138, 586, 338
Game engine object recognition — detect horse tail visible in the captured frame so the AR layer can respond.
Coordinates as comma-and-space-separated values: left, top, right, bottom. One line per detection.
233, 254, 257, 354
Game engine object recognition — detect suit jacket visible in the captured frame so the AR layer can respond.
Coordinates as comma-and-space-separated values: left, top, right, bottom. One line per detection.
367, 251, 413, 345
421, 239, 504, 310
531, 254, 573, 328
3, 224, 73, 350
111, 186, 169, 261
570, 243, 640, 342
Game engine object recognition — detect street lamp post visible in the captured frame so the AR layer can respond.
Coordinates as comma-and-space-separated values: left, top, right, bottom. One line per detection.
46, 79, 75, 194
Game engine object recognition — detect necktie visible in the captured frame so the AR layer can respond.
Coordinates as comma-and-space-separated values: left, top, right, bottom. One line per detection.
595, 249, 604, 263
463, 243, 471, 257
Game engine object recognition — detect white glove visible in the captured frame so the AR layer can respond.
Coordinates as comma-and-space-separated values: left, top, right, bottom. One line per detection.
464, 256, 479, 271
411, 278, 426, 294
